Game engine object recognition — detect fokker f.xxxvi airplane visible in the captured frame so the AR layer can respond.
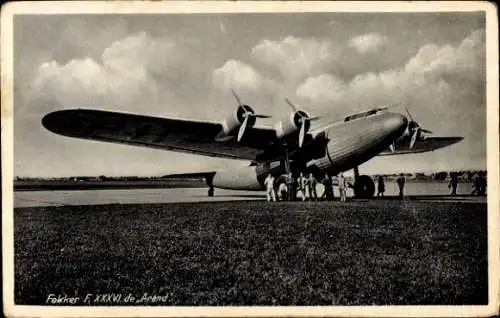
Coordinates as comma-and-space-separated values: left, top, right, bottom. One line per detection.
42, 92, 463, 198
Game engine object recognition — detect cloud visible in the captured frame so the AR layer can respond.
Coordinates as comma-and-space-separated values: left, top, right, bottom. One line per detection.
20, 23, 486, 177
297, 29, 484, 111
348, 33, 387, 54
31, 32, 183, 110
251, 36, 338, 81
291, 29, 485, 173
101, 31, 180, 77
32, 28, 484, 122
34, 57, 157, 109
405, 29, 485, 82
296, 74, 346, 104
29, 31, 212, 118
22, 31, 241, 177
211, 59, 281, 114
212, 59, 270, 91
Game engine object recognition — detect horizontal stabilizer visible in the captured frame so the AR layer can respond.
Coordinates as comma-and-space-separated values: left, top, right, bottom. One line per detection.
161, 172, 216, 180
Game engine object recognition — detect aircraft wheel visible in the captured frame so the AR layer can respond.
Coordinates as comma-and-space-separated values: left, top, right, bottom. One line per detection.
354, 175, 375, 198
208, 187, 214, 197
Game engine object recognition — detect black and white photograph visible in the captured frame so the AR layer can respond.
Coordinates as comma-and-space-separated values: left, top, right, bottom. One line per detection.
2, 1, 499, 317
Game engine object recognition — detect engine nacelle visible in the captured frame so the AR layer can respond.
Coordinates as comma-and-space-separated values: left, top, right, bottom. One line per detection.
212, 161, 283, 190
212, 165, 262, 190
219, 105, 256, 137
274, 110, 311, 139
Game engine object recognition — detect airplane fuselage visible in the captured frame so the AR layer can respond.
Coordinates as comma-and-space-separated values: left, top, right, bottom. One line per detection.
212, 111, 408, 190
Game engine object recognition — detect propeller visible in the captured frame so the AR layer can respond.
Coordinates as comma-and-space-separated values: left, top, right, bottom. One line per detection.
232, 89, 270, 142
405, 108, 432, 149
389, 142, 395, 153
285, 98, 320, 148
237, 114, 249, 142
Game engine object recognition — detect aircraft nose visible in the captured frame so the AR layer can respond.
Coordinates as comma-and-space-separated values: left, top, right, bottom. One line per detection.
384, 113, 408, 134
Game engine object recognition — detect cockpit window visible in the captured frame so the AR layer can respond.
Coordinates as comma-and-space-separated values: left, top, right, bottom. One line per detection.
344, 107, 386, 122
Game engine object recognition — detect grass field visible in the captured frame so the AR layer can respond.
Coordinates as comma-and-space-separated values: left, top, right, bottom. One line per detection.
14, 200, 487, 305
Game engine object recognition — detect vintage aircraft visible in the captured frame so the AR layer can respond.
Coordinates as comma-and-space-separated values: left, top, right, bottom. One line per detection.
42, 91, 463, 198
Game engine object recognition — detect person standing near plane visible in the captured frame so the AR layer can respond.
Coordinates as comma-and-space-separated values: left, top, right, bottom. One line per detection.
448, 173, 458, 196
396, 173, 406, 198
308, 173, 318, 201
264, 173, 276, 202
297, 172, 307, 201
478, 172, 487, 196
338, 173, 346, 202
286, 172, 295, 201
278, 181, 288, 201
471, 172, 485, 196
322, 173, 334, 201
303, 174, 311, 200
377, 176, 385, 197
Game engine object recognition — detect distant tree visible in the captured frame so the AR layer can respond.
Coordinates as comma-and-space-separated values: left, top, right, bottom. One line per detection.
415, 173, 427, 180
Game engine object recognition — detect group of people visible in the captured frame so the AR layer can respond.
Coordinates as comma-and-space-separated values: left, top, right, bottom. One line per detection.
263, 171, 487, 202
375, 174, 404, 198
445, 172, 487, 196
263, 172, 348, 202
377, 174, 406, 198
391, 172, 487, 197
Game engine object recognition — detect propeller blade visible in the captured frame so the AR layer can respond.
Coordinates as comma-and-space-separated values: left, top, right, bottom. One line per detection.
253, 114, 272, 118
231, 89, 242, 105
237, 116, 249, 142
409, 129, 419, 149
405, 108, 414, 122
406, 107, 432, 140
309, 116, 321, 121
298, 121, 306, 148
389, 143, 395, 152
285, 98, 298, 112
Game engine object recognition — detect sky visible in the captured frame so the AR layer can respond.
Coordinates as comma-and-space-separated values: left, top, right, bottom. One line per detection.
13, 12, 486, 177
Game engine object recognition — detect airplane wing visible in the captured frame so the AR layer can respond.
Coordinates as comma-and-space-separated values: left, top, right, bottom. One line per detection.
42, 109, 278, 160
378, 137, 464, 156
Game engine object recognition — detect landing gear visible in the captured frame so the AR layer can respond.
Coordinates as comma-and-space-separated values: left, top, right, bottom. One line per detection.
354, 175, 375, 198
280, 143, 295, 201
353, 167, 375, 198
282, 143, 291, 174
206, 174, 215, 197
